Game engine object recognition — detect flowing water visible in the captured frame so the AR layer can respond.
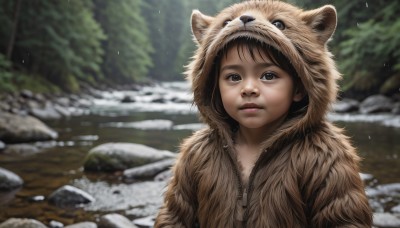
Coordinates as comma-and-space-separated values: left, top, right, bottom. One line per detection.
0, 81, 399, 224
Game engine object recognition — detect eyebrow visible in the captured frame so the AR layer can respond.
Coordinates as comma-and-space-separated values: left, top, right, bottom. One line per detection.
220, 62, 276, 72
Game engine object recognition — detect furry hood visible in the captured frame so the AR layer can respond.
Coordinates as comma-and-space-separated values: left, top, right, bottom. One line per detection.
187, 0, 340, 146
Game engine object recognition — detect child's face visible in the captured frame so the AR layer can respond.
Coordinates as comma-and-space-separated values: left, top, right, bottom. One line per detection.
218, 44, 303, 131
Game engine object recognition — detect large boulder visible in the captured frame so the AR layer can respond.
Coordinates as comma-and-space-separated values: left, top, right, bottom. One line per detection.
84, 143, 176, 171
0, 167, 23, 191
0, 112, 58, 143
0, 218, 47, 228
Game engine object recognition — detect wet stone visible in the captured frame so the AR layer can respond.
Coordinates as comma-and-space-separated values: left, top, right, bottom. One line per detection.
99, 213, 138, 228
48, 185, 94, 208
64, 222, 97, 228
0, 140, 5, 151
84, 143, 176, 171
0, 167, 23, 191
0, 218, 47, 228
360, 95, 393, 114
49, 220, 64, 228
123, 158, 175, 180
133, 215, 155, 228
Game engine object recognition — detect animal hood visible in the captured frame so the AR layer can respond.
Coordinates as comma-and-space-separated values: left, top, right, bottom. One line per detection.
187, 0, 341, 145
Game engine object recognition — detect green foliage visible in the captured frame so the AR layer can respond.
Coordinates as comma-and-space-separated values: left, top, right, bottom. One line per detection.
337, 1, 400, 95
0, 0, 105, 92
94, 0, 153, 83
0, 53, 15, 92
13, 73, 61, 94
0, 0, 398, 97
291, 0, 400, 98
141, 0, 187, 80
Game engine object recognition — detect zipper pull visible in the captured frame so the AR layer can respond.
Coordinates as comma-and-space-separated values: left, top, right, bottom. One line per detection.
242, 188, 247, 207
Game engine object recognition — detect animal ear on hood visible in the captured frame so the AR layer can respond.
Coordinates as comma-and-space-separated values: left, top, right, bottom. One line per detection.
301, 5, 337, 45
191, 10, 214, 44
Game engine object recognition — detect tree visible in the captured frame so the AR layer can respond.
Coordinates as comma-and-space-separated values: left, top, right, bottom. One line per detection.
7, 0, 105, 92
142, 0, 186, 80
94, 0, 153, 83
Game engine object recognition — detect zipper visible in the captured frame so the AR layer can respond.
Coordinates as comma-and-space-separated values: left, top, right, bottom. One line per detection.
224, 145, 245, 222
242, 149, 267, 226
225, 145, 268, 227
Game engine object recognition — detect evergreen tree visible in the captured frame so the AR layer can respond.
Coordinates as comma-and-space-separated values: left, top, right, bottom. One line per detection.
5, 0, 105, 92
94, 0, 153, 83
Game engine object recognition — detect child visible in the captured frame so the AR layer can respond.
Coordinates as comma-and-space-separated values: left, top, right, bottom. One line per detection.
155, 1, 373, 227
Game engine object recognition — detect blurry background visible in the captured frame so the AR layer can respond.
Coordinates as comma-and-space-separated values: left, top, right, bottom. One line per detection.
0, 0, 398, 96
0, 0, 399, 227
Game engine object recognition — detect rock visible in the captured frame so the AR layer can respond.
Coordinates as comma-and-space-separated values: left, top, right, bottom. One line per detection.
360, 173, 374, 182
0, 218, 47, 228
360, 95, 393, 114
133, 215, 155, 228
332, 98, 359, 113
0, 140, 5, 151
121, 95, 136, 103
99, 213, 138, 228
20, 90, 34, 99
3, 144, 40, 155
64, 222, 97, 228
0, 167, 23, 190
84, 143, 176, 171
48, 185, 94, 207
154, 169, 172, 182
393, 102, 400, 114
54, 97, 71, 107
123, 158, 175, 180
49, 220, 63, 228
30, 104, 62, 120
392, 205, 400, 213
0, 112, 58, 143
373, 213, 400, 228
29, 195, 45, 202
54, 105, 71, 117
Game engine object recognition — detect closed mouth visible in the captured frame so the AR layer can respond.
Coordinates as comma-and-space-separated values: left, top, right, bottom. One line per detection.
239, 103, 262, 110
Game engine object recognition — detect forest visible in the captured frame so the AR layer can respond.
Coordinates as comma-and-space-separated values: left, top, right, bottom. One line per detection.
0, 0, 399, 99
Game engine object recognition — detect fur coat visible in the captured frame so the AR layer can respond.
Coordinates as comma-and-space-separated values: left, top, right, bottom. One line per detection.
155, 1, 373, 227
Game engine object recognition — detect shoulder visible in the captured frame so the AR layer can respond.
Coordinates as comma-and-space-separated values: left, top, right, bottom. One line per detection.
177, 127, 220, 166
299, 121, 358, 161
290, 121, 361, 181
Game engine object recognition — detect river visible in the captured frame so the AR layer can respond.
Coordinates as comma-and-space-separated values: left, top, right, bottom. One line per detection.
0, 81, 399, 224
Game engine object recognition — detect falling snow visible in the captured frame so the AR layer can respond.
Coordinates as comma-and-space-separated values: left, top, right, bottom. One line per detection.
366, 2, 368, 8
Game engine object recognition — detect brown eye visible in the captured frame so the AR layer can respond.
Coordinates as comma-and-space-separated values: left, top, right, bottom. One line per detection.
223, 20, 231, 27
272, 20, 285, 30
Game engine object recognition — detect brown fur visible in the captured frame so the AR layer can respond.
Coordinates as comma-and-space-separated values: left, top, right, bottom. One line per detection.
155, 1, 372, 227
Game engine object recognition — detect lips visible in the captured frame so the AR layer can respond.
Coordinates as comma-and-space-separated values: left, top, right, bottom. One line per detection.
239, 103, 262, 110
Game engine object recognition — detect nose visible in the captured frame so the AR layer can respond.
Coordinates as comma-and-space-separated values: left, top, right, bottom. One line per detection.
240, 15, 255, 24
241, 81, 259, 97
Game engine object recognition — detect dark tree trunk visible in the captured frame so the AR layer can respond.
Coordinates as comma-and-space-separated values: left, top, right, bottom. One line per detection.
6, 0, 22, 60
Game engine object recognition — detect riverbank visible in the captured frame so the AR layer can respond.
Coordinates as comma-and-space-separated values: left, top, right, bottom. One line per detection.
1, 82, 400, 227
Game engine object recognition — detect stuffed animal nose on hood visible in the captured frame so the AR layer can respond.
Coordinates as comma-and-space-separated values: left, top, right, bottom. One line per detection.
186, 0, 341, 142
